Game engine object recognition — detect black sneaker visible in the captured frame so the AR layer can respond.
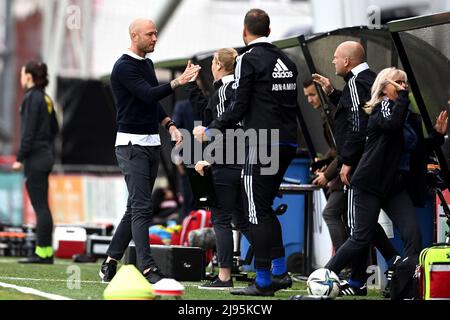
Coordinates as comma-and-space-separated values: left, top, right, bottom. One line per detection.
230, 283, 274, 297
383, 255, 402, 299
338, 280, 367, 296
99, 259, 117, 283
198, 276, 233, 290
271, 273, 293, 291
144, 267, 166, 284
18, 255, 54, 265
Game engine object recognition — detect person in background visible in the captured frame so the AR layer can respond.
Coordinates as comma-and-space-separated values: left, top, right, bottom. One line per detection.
13, 61, 59, 264
150, 187, 179, 225
303, 79, 348, 254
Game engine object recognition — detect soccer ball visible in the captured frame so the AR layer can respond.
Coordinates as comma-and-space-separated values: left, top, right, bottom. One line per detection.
307, 268, 340, 299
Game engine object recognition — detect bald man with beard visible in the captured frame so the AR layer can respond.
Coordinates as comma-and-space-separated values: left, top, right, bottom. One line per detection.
312, 41, 400, 296
99, 19, 200, 284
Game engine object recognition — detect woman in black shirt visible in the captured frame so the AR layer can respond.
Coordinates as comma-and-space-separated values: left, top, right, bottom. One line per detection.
13, 61, 58, 264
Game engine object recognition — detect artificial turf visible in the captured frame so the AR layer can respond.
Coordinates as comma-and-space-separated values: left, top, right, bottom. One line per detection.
0, 258, 383, 300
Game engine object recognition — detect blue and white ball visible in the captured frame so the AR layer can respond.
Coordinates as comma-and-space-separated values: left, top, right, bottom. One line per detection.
307, 268, 340, 299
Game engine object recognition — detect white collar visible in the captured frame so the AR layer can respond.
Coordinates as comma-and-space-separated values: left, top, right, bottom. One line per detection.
125, 49, 146, 60
221, 74, 234, 85
248, 37, 271, 46
351, 62, 370, 76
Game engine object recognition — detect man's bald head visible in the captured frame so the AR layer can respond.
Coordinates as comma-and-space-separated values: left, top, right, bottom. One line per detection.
332, 41, 366, 77
336, 41, 366, 65
129, 19, 155, 37
128, 19, 158, 57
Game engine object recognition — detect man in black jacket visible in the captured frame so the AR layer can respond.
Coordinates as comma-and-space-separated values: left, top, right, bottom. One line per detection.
194, 9, 298, 296
313, 42, 399, 296
304, 79, 348, 254
99, 19, 200, 284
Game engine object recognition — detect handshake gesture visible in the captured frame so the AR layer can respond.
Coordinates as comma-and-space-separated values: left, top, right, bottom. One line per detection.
171, 61, 201, 89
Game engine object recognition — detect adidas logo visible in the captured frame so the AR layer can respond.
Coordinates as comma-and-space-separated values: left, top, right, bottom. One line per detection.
272, 59, 294, 79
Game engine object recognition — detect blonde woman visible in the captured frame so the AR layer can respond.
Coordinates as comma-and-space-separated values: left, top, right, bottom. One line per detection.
325, 67, 448, 297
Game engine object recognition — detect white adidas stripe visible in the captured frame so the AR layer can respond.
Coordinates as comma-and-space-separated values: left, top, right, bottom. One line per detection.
275, 63, 283, 72
381, 100, 391, 118
233, 49, 253, 90
277, 59, 289, 71
348, 76, 357, 131
273, 59, 289, 73
248, 146, 258, 225
347, 188, 355, 235
348, 76, 360, 132
244, 146, 258, 225
217, 84, 225, 117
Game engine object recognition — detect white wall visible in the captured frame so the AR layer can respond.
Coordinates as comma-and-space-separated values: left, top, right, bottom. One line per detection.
151, 0, 311, 63
92, 0, 311, 76
91, 0, 169, 77
311, 0, 435, 33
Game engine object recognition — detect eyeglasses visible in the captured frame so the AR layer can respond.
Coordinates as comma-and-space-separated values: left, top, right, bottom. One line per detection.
394, 80, 407, 85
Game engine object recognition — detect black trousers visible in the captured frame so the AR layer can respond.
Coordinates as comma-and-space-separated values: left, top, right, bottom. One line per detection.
211, 166, 249, 268
326, 187, 421, 279
345, 187, 400, 281
107, 145, 160, 272
242, 145, 296, 270
24, 149, 54, 247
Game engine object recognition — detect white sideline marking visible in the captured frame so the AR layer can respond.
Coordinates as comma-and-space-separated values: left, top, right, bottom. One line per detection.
0, 277, 307, 293
0, 281, 73, 300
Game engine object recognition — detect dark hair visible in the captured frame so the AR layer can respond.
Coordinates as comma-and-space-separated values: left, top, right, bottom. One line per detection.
244, 9, 270, 37
24, 61, 49, 89
303, 78, 314, 88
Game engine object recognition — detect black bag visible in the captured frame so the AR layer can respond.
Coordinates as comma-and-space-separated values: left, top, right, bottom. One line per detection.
124, 243, 206, 281
390, 255, 420, 300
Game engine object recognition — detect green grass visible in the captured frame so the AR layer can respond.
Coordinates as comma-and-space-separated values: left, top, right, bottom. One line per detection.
0, 258, 384, 300
0, 288, 46, 300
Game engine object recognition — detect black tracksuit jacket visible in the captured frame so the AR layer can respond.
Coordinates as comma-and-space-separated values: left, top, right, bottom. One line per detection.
208, 42, 298, 146
329, 67, 376, 167
351, 90, 445, 205
187, 77, 237, 130
17, 87, 59, 163
186, 77, 242, 167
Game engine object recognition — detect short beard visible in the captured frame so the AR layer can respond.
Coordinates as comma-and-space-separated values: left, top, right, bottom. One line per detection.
138, 43, 153, 54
